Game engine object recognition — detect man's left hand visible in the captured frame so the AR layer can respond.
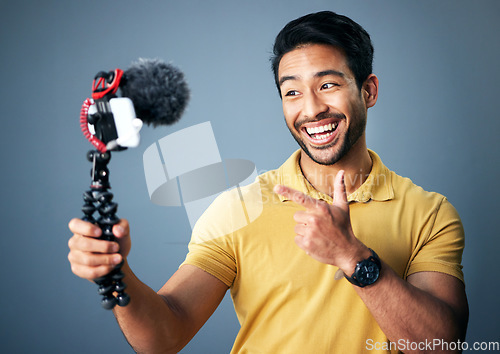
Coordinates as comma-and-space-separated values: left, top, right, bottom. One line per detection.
274, 170, 370, 274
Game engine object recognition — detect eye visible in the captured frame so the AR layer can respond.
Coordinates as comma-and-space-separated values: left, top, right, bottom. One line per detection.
321, 83, 339, 90
284, 90, 299, 97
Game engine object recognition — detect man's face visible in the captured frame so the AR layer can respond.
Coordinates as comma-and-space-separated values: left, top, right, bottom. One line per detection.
278, 44, 368, 166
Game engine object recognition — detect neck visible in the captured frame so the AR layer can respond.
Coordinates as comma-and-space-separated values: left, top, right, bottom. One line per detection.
299, 134, 372, 196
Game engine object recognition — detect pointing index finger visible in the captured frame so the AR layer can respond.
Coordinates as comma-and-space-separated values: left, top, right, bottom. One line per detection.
274, 185, 320, 209
333, 170, 348, 207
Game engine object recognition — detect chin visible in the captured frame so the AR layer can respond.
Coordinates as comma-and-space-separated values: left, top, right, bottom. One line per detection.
306, 150, 344, 166
298, 140, 343, 165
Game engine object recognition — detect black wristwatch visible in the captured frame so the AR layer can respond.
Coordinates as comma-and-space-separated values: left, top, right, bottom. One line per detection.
344, 249, 381, 288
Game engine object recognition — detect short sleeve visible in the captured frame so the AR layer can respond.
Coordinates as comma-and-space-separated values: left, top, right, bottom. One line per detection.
179, 190, 243, 287
406, 197, 465, 282
181, 241, 236, 287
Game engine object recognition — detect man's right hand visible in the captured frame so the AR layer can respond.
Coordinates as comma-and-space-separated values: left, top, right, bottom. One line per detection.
67, 217, 229, 352
68, 218, 131, 281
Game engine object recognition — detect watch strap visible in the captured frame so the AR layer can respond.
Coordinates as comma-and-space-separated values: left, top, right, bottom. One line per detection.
344, 248, 381, 287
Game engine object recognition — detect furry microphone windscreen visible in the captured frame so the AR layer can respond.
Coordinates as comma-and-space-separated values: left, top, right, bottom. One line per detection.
120, 58, 190, 127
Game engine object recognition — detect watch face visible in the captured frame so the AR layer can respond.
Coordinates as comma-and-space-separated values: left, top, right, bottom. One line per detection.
357, 260, 380, 285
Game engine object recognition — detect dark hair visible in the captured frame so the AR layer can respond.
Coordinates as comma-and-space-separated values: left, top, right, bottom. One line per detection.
271, 11, 374, 93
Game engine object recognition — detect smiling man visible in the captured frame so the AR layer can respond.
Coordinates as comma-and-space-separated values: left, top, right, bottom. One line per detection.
68, 11, 468, 353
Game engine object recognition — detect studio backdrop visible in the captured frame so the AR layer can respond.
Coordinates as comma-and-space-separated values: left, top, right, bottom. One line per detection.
0, 0, 498, 353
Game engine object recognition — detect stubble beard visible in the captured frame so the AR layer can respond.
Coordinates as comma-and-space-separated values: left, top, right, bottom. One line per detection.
288, 109, 367, 166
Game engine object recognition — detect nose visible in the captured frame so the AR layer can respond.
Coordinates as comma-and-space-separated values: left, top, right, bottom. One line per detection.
302, 91, 328, 119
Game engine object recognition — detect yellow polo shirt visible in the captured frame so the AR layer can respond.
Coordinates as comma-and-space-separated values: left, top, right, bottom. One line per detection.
182, 149, 465, 353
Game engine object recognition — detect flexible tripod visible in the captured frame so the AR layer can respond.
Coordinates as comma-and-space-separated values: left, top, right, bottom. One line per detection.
81, 149, 130, 309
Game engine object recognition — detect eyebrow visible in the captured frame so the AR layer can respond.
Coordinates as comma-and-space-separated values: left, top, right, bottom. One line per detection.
279, 69, 345, 87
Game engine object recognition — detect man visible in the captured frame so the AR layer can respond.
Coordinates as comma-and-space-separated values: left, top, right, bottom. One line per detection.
68, 11, 468, 353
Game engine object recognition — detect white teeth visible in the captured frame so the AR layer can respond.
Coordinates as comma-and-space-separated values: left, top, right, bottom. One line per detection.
314, 132, 333, 140
306, 123, 337, 136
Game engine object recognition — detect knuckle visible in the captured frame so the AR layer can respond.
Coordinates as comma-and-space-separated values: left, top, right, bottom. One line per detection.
88, 268, 101, 280
91, 266, 112, 280
104, 255, 113, 265
80, 253, 94, 266
70, 261, 109, 281
108, 254, 120, 265
82, 237, 105, 253
106, 242, 118, 253
309, 217, 320, 227
80, 237, 92, 250
71, 264, 89, 279
302, 238, 312, 249
68, 249, 83, 265
295, 193, 305, 204
316, 202, 329, 213
94, 239, 113, 254
293, 211, 304, 222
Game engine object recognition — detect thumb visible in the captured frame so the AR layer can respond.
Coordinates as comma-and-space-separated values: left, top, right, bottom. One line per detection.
333, 170, 348, 210
113, 219, 130, 239
112, 219, 132, 258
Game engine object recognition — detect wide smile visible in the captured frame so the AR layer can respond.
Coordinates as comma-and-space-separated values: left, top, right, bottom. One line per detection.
301, 119, 341, 146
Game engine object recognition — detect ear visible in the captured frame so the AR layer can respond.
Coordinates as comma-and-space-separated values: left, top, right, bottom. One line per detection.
362, 74, 379, 108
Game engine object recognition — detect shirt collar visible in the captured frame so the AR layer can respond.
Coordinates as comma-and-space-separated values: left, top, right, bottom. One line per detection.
277, 149, 394, 204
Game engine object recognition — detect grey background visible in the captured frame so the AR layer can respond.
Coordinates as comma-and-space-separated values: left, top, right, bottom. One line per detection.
1, 0, 498, 353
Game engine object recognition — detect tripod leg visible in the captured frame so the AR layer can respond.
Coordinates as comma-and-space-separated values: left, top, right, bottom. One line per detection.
81, 150, 130, 309
96, 192, 130, 308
